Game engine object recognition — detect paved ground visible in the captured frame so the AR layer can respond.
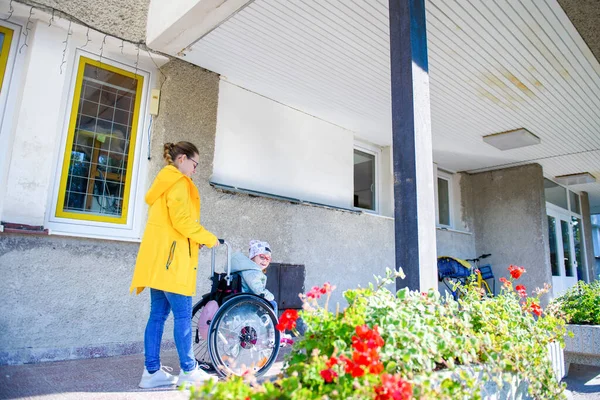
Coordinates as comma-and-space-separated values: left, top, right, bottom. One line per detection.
564, 364, 600, 400
0, 351, 598, 399
0, 349, 287, 400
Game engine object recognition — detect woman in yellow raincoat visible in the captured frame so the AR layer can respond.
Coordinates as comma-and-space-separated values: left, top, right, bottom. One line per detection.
130, 141, 219, 389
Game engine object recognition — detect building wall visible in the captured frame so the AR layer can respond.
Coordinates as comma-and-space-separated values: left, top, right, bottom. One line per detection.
0, 24, 396, 364
18, 0, 149, 42
462, 164, 552, 300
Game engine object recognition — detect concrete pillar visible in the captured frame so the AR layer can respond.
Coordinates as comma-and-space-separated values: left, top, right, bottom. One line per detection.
464, 164, 552, 302
388, 0, 437, 291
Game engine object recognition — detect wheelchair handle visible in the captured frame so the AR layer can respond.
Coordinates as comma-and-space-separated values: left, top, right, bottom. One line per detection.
211, 239, 233, 284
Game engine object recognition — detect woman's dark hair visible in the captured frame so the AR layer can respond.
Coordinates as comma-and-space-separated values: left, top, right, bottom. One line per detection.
163, 141, 199, 166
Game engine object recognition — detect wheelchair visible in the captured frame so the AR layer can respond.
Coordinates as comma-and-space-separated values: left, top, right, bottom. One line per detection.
191, 240, 280, 378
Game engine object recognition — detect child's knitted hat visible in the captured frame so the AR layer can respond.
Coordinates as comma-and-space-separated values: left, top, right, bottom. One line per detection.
249, 240, 271, 260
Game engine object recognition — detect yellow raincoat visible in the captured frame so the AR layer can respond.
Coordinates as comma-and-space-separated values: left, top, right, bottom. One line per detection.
130, 165, 217, 297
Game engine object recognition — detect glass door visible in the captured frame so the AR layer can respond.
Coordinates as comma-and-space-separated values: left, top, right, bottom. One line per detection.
548, 207, 578, 297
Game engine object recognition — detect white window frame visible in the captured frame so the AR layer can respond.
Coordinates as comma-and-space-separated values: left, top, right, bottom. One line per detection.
0, 19, 24, 221
435, 169, 453, 228
544, 176, 588, 282
353, 141, 380, 214
45, 48, 153, 242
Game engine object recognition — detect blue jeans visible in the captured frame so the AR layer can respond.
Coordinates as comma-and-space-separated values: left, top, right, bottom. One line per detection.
144, 289, 196, 373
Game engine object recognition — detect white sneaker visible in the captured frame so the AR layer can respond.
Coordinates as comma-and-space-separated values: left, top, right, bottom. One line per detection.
177, 364, 218, 388
139, 366, 177, 389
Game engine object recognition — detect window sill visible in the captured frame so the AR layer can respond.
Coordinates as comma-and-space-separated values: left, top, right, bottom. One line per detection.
210, 181, 361, 214
436, 226, 473, 235
0, 222, 49, 235
48, 229, 142, 243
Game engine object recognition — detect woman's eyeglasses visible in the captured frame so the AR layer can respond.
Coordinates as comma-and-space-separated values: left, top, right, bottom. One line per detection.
190, 158, 199, 169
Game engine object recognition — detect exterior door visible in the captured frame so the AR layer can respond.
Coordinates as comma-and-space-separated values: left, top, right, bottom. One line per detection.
547, 207, 578, 297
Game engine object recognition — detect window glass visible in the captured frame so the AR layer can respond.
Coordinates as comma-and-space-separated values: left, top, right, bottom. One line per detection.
437, 177, 450, 226
572, 217, 585, 281
56, 57, 143, 223
544, 179, 568, 210
561, 220, 574, 277
569, 191, 580, 215
353, 149, 375, 211
548, 216, 559, 276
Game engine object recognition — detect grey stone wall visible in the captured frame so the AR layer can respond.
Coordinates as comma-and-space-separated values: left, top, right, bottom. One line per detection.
435, 229, 475, 260
462, 164, 552, 301
17, 0, 149, 43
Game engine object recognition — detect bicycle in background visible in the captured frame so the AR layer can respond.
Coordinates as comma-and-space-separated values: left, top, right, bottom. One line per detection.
437, 253, 495, 300
465, 253, 495, 296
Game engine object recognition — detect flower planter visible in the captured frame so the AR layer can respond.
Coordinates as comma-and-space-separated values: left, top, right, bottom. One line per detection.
430, 366, 532, 400
547, 341, 566, 381
564, 324, 600, 373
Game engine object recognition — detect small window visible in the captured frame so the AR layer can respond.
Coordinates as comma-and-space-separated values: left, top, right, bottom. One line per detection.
55, 57, 143, 224
353, 149, 375, 211
0, 25, 14, 94
437, 177, 450, 226
544, 179, 568, 210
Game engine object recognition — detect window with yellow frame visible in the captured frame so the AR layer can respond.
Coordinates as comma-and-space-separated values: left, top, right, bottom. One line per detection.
56, 57, 144, 224
0, 25, 14, 94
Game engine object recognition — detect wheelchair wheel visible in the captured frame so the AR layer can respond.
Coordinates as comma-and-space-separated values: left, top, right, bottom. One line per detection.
208, 294, 280, 378
191, 297, 215, 371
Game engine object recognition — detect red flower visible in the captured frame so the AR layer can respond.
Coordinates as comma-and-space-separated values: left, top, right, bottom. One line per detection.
320, 368, 338, 383
348, 361, 365, 378
326, 356, 338, 368
508, 265, 526, 280
339, 355, 366, 377
355, 324, 371, 339
515, 284, 527, 298
276, 309, 299, 332
530, 302, 542, 317
368, 360, 384, 374
374, 373, 413, 400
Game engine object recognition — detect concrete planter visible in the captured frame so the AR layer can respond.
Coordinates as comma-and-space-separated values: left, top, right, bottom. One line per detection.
428, 343, 565, 399
548, 340, 566, 381
564, 324, 600, 373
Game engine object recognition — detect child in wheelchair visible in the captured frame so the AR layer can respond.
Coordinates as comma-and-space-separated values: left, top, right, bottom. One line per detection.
231, 240, 293, 346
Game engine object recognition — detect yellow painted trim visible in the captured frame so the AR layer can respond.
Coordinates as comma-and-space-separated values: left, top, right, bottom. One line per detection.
56, 56, 144, 224
0, 26, 14, 94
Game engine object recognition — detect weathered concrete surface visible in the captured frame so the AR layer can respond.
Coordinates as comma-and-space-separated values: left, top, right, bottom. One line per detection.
565, 324, 600, 372
16, 0, 150, 43
558, 0, 600, 64
462, 164, 552, 301
581, 192, 597, 281
436, 229, 475, 260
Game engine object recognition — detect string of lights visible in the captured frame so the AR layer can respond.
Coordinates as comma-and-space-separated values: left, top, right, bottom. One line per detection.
18, 5, 32, 53
3, 0, 168, 84
59, 19, 71, 74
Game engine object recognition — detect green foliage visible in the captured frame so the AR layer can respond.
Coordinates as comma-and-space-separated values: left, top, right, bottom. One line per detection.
189, 268, 567, 399
551, 280, 600, 325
